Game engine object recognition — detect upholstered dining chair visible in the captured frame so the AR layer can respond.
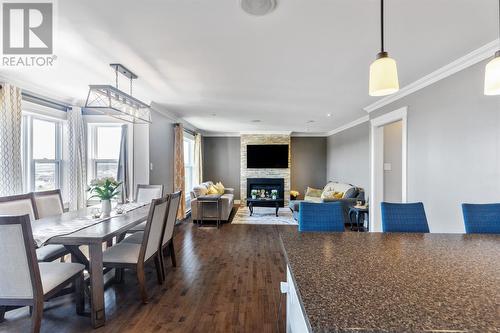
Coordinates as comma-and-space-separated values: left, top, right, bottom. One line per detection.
0, 215, 85, 333
102, 196, 170, 303
381, 202, 430, 233
127, 184, 165, 233
462, 203, 500, 234
0, 193, 67, 262
33, 190, 70, 262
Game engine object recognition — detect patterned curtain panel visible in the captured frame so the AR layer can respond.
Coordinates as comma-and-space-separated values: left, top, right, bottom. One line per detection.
67, 107, 87, 210
0, 84, 23, 196
116, 124, 129, 203
174, 123, 186, 219
194, 133, 203, 186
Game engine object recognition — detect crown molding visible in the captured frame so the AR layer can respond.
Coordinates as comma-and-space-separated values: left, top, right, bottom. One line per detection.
364, 39, 500, 113
150, 102, 200, 132
325, 115, 370, 136
240, 131, 292, 136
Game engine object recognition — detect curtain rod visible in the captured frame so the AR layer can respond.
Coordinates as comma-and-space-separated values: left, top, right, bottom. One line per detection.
22, 91, 69, 112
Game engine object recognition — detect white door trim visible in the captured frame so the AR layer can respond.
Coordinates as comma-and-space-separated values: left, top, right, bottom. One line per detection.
370, 106, 408, 232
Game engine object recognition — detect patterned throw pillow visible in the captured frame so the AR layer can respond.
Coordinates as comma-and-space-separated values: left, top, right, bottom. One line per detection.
305, 187, 323, 198
207, 185, 219, 195
215, 181, 225, 194
321, 191, 344, 201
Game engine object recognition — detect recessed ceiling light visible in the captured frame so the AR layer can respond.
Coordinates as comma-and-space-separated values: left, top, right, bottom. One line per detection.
327, 113, 332, 117
211, 113, 217, 116
251, 119, 261, 123
306, 120, 315, 123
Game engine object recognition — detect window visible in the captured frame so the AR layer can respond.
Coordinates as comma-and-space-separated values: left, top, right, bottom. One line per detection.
88, 125, 122, 181
184, 133, 195, 210
22, 115, 62, 192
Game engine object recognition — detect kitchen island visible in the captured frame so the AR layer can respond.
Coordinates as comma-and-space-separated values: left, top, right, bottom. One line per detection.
279, 229, 499, 333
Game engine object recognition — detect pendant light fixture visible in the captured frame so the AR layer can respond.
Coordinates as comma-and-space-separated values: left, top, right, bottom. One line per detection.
369, 0, 399, 96
484, 0, 500, 95
85, 64, 151, 123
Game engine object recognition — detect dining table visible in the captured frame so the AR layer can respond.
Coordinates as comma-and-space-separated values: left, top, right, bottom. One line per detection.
31, 204, 150, 328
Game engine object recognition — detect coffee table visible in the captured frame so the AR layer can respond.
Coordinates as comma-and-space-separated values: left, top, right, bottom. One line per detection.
247, 198, 284, 217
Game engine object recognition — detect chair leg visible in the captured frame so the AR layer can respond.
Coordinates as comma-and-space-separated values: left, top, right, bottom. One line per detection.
75, 273, 85, 315
31, 301, 43, 333
0, 306, 6, 323
169, 241, 177, 268
154, 255, 163, 285
136, 266, 148, 304
114, 268, 124, 284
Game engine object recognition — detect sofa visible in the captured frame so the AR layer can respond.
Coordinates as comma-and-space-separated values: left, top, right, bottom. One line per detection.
289, 181, 365, 221
190, 181, 235, 221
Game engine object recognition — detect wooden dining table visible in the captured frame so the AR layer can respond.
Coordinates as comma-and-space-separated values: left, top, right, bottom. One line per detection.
31, 205, 150, 328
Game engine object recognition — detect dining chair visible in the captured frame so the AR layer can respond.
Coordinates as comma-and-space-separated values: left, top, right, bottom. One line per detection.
381, 202, 430, 233
462, 203, 500, 234
33, 190, 71, 262
102, 196, 170, 303
127, 184, 165, 233
0, 215, 85, 333
160, 191, 182, 275
0, 193, 67, 262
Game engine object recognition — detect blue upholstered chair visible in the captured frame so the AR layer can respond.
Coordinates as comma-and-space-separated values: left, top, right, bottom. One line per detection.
381, 202, 430, 233
462, 203, 500, 234
298, 201, 345, 232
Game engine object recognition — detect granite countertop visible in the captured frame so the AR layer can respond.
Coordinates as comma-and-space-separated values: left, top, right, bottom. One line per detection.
280, 229, 500, 333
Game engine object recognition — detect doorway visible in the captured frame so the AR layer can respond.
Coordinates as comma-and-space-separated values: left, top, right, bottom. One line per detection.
370, 107, 407, 231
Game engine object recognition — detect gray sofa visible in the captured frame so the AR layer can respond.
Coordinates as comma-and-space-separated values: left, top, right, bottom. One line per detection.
190, 181, 235, 221
289, 182, 365, 220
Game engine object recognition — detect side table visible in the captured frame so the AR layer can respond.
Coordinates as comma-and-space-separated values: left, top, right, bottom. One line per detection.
197, 194, 223, 229
348, 206, 369, 232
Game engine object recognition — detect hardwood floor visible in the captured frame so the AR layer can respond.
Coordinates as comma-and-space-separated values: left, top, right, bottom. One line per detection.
0, 219, 289, 333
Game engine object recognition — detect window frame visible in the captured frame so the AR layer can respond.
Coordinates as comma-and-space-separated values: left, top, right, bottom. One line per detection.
22, 113, 63, 193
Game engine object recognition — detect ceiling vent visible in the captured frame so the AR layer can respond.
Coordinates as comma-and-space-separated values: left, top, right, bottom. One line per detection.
241, 0, 276, 16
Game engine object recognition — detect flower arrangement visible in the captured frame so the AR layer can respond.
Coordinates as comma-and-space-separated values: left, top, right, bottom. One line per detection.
271, 189, 278, 199
250, 189, 258, 199
88, 177, 122, 200
290, 190, 300, 200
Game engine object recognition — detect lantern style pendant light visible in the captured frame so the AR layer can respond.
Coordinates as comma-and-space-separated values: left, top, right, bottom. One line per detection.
484, 0, 500, 95
369, 0, 400, 96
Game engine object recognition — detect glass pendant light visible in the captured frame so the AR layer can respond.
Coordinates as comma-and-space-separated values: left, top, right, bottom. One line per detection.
369, 0, 400, 96
484, 0, 500, 95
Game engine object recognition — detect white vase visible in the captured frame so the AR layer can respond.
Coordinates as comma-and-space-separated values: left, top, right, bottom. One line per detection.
101, 199, 111, 217
252, 195, 256, 199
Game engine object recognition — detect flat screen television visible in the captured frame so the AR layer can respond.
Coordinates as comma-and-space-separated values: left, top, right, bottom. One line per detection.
247, 144, 289, 168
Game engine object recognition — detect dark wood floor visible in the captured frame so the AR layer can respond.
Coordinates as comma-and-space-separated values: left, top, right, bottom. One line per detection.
0, 219, 289, 333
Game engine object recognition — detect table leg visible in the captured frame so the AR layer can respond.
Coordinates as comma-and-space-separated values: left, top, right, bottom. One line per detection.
217, 200, 220, 229
89, 242, 105, 328
275, 203, 279, 217
249, 203, 253, 216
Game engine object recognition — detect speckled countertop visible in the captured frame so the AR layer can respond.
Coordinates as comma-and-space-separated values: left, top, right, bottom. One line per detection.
279, 229, 500, 333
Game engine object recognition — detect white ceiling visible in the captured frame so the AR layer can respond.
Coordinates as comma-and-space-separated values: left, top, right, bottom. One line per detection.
1, 0, 497, 134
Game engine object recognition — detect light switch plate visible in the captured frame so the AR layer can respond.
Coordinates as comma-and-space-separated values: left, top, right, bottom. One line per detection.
384, 163, 392, 171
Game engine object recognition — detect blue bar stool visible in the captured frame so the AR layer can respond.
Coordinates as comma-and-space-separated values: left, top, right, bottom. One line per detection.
462, 203, 500, 234
381, 202, 429, 233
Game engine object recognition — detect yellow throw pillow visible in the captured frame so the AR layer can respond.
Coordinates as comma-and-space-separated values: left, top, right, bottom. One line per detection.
215, 181, 225, 194
207, 185, 219, 195
321, 191, 344, 200
305, 187, 323, 198
334, 191, 344, 199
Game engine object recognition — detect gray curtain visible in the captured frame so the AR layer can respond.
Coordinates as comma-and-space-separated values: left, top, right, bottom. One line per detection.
116, 124, 129, 203
0, 84, 23, 196
67, 107, 87, 210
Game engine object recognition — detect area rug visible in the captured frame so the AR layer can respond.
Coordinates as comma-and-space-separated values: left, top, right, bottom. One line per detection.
231, 206, 298, 225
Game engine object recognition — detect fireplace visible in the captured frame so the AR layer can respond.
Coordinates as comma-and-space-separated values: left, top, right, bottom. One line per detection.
246, 178, 285, 207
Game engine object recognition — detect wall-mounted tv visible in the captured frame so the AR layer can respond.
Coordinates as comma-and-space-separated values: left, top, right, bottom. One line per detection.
247, 144, 289, 169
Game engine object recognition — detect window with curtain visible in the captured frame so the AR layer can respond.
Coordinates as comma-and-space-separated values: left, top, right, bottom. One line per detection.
22, 115, 63, 192
184, 132, 195, 210
87, 124, 122, 181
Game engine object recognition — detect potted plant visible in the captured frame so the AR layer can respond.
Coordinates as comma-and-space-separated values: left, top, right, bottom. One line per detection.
88, 177, 122, 217
271, 189, 278, 200
250, 189, 258, 199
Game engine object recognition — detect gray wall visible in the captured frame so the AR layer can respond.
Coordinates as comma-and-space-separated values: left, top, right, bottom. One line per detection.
291, 137, 327, 198
326, 122, 370, 192
149, 110, 175, 192
383, 120, 403, 202
371, 59, 500, 233
203, 137, 241, 199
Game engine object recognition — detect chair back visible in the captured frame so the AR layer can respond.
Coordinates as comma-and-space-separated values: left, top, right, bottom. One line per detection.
140, 195, 170, 262
381, 202, 429, 233
136, 184, 164, 204
462, 203, 500, 234
0, 215, 42, 301
162, 191, 182, 246
33, 189, 64, 219
298, 201, 345, 232
0, 193, 37, 221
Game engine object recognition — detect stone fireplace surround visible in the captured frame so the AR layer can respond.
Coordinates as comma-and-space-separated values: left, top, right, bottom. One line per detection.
240, 134, 291, 206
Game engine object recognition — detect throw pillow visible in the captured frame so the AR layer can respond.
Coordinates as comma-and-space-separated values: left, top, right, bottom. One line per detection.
207, 185, 219, 195
192, 185, 208, 197
215, 181, 225, 194
321, 191, 344, 201
305, 187, 323, 198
